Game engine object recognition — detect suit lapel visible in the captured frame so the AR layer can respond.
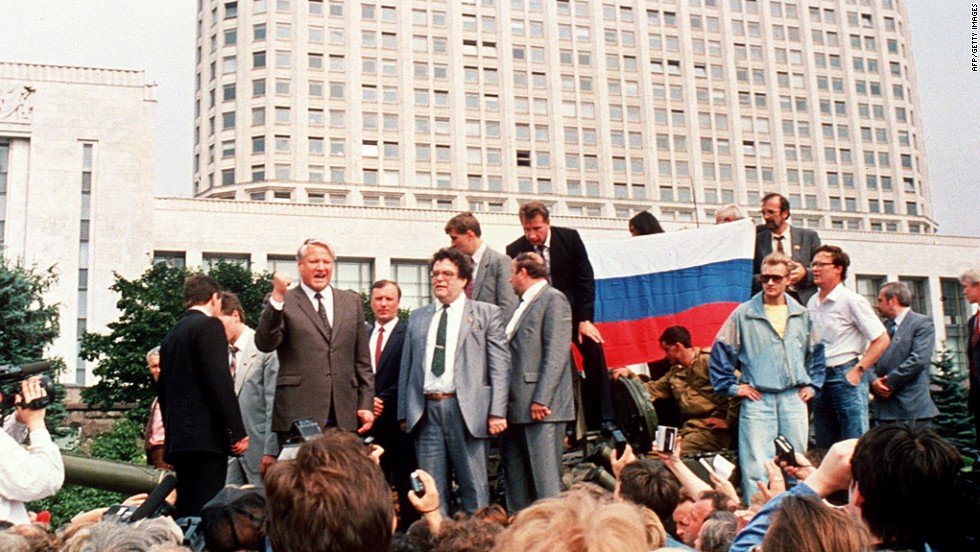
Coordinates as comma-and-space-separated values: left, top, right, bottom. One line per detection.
291, 286, 331, 342
235, 342, 259, 395
510, 287, 546, 341
472, 255, 489, 298
378, 321, 405, 368
455, 299, 475, 362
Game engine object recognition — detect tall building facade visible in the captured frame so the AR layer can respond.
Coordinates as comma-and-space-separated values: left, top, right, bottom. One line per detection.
194, 0, 934, 233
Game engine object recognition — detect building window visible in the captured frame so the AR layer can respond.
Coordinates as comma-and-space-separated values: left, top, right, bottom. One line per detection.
153, 251, 186, 268
899, 276, 931, 317
941, 277, 971, 372
855, 274, 886, 308
202, 253, 251, 272
334, 258, 374, 294
0, 142, 8, 248
393, 260, 431, 310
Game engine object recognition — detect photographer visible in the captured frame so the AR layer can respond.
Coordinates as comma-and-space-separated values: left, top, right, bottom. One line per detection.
0, 376, 64, 525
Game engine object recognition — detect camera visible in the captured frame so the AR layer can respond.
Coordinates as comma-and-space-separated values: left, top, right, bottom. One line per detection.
655, 426, 678, 455
774, 435, 798, 467
410, 471, 425, 496
277, 417, 323, 461
0, 362, 55, 412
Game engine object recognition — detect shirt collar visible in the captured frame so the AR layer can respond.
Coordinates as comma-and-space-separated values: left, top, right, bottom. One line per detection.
300, 282, 332, 300
543, 229, 552, 249
232, 326, 253, 351
521, 280, 548, 303
893, 307, 911, 327
375, 318, 399, 333
471, 241, 488, 266
820, 282, 845, 303
440, 292, 467, 312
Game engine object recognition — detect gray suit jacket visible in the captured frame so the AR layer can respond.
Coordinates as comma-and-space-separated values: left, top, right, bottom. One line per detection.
753, 225, 822, 304
871, 310, 938, 420
398, 298, 511, 439
255, 285, 373, 432
507, 285, 575, 425
472, 246, 519, 320
228, 327, 279, 485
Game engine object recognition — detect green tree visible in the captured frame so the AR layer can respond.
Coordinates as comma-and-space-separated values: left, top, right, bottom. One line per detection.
81, 261, 272, 421
0, 257, 66, 433
930, 347, 976, 446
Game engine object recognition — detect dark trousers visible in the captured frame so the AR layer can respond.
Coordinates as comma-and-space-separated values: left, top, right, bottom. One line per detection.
576, 336, 615, 430
373, 414, 420, 531
170, 451, 228, 518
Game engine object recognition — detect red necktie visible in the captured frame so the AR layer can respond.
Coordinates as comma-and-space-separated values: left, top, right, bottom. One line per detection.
375, 326, 385, 367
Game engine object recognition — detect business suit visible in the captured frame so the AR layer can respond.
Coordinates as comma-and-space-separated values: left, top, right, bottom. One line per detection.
397, 298, 510, 514
367, 319, 419, 531
255, 285, 373, 434
502, 284, 574, 513
968, 313, 980, 447
507, 226, 615, 429
226, 327, 279, 487
159, 309, 246, 517
472, 246, 519, 319
752, 226, 821, 304
871, 310, 937, 422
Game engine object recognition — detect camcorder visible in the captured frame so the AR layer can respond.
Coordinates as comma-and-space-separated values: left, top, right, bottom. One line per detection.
0, 361, 56, 412
277, 417, 375, 461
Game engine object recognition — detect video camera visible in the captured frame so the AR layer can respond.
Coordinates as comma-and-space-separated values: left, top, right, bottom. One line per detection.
0, 361, 56, 412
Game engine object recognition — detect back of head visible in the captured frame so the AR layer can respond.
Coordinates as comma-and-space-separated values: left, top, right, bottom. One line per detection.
0, 532, 30, 552
493, 490, 647, 552
618, 459, 680, 531
60, 520, 182, 552
445, 211, 482, 237
264, 430, 394, 552
697, 515, 737, 552
434, 517, 500, 552
183, 274, 221, 309
763, 495, 871, 552
629, 211, 664, 236
850, 424, 960, 546
201, 485, 267, 552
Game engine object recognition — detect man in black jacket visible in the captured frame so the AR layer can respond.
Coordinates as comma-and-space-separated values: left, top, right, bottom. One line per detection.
159, 274, 248, 517
506, 201, 614, 431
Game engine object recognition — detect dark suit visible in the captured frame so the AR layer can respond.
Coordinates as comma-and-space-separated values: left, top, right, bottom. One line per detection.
506, 226, 615, 428
397, 298, 510, 514
367, 320, 419, 531
968, 313, 980, 447
159, 309, 246, 517
752, 226, 821, 304
472, 246, 519, 319
226, 327, 279, 487
255, 285, 373, 434
502, 284, 574, 513
871, 310, 938, 422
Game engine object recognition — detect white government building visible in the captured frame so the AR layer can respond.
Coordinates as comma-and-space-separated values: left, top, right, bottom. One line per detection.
0, 0, 977, 386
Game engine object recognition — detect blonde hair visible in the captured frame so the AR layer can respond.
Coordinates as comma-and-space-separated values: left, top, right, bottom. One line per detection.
493, 490, 648, 552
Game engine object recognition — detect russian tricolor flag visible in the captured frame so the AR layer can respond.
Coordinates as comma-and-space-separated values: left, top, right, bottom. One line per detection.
585, 219, 756, 368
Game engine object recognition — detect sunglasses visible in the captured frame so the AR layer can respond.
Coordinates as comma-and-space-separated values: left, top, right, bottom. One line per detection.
759, 274, 786, 284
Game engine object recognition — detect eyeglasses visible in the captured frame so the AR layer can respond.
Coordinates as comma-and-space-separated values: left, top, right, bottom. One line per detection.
430, 270, 459, 280
810, 261, 835, 270
758, 274, 786, 284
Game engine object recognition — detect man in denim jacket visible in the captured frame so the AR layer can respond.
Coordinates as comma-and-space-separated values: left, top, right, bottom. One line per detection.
709, 252, 825, 502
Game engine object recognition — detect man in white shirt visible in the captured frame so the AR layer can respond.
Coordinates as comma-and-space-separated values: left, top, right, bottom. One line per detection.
397, 248, 510, 515
0, 376, 64, 525
807, 245, 890, 448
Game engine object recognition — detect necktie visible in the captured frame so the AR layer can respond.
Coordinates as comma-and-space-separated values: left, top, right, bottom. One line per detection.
774, 235, 785, 254
431, 305, 449, 377
229, 345, 238, 377
885, 319, 897, 339
973, 315, 979, 347
375, 325, 385, 367
464, 255, 475, 298
314, 292, 332, 338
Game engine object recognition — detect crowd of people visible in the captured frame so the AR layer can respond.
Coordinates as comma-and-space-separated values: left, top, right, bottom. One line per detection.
1, 196, 977, 551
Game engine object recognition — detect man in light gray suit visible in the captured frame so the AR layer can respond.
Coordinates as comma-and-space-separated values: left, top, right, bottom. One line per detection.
501, 252, 574, 513
397, 247, 510, 515
870, 282, 938, 424
218, 292, 280, 486
753, 193, 822, 304
445, 212, 518, 319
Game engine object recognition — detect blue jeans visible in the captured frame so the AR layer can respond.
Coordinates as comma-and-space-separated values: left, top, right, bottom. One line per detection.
738, 387, 809, 503
812, 359, 869, 449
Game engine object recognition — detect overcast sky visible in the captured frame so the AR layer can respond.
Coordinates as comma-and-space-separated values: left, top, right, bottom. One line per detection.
1, 0, 977, 237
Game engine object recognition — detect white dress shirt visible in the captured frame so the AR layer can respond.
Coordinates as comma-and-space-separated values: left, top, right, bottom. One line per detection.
506, 280, 548, 338
0, 417, 64, 525
771, 226, 792, 255
269, 283, 334, 327
423, 294, 466, 393
370, 318, 399, 373
807, 283, 887, 366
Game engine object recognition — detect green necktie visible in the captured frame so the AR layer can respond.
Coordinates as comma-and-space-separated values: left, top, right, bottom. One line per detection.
431, 305, 449, 377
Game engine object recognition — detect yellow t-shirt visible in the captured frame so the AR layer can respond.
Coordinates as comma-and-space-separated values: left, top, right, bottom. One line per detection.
764, 303, 789, 339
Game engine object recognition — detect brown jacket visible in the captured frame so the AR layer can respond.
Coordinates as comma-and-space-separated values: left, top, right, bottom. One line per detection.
644, 348, 739, 431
